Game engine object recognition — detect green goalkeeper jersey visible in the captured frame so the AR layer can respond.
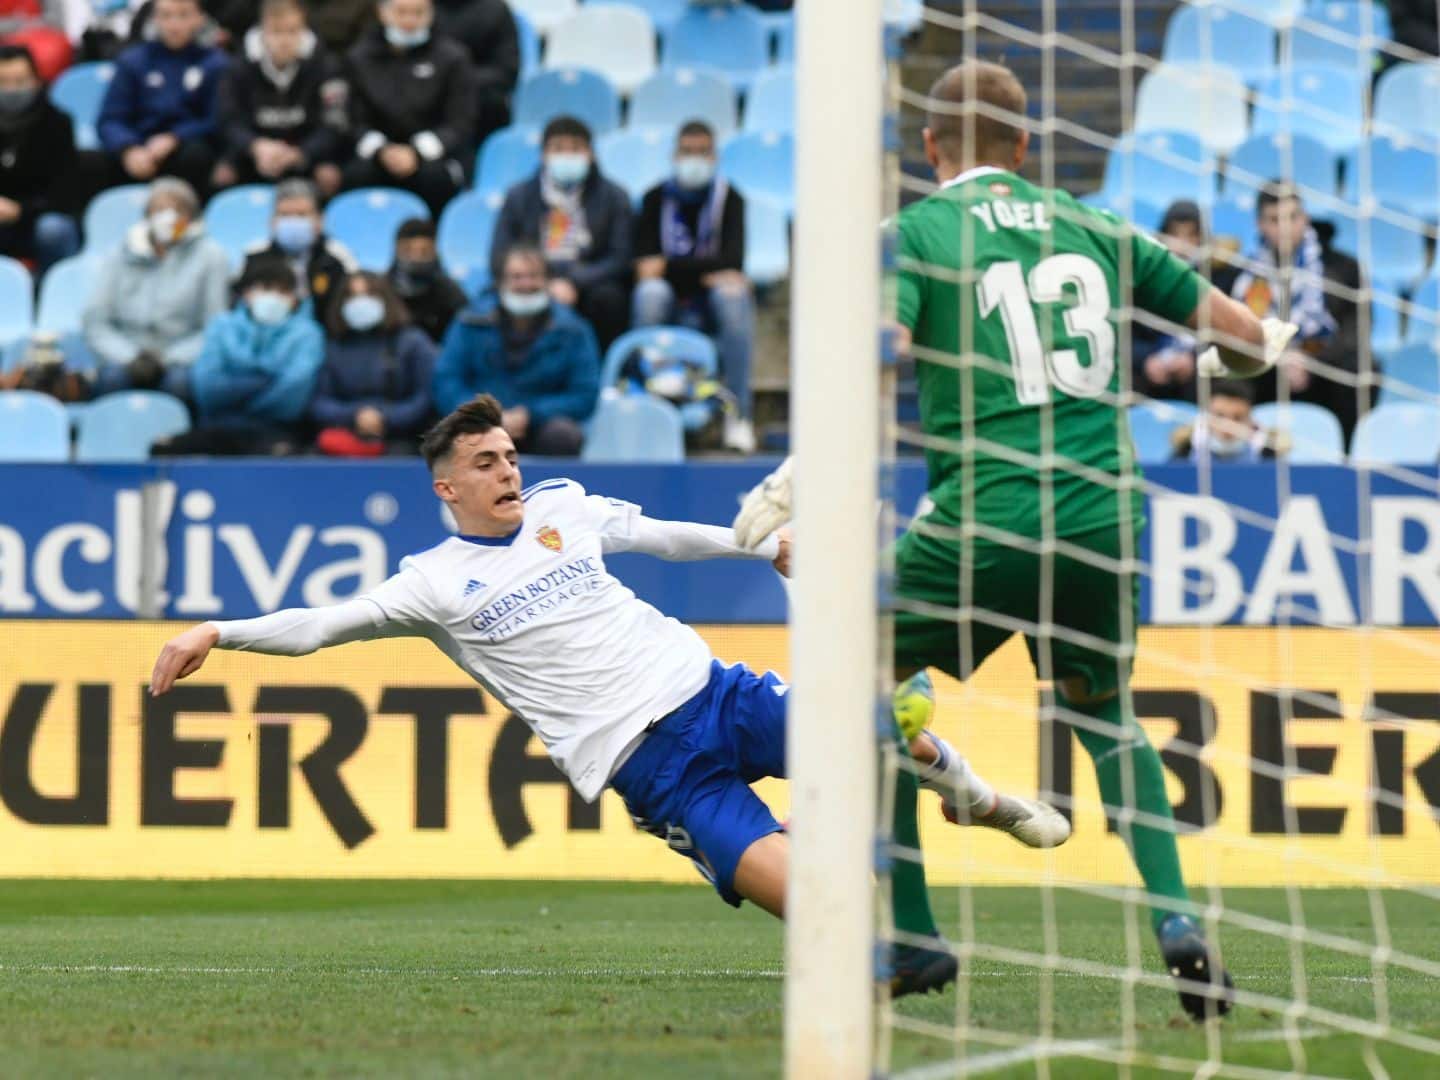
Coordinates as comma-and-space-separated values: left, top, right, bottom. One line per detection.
895, 167, 1205, 538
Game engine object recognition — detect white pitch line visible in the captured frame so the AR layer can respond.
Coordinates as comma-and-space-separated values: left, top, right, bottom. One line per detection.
0, 963, 786, 980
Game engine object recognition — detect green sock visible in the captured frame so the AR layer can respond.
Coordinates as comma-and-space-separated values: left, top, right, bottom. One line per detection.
1067, 691, 1190, 933
888, 724, 940, 939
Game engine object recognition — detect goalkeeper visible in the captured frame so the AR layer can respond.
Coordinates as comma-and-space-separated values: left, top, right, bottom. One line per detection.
736, 61, 1296, 1022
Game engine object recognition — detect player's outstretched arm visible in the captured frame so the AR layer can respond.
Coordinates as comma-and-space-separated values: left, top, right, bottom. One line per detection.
1189, 287, 1297, 379
615, 516, 789, 576
150, 622, 221, 696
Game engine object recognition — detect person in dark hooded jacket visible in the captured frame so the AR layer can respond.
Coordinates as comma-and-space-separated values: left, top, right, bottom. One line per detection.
0, 43, 79, 271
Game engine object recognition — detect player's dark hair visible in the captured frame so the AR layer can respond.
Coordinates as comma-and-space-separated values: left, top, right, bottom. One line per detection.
421, 394, 506, 469
677, 120, 714, 143
926, 60, 1027, 167
238, 253, 298, 293
1256, 182, 1303, 216
542, 115, 592, 149
1210, 378, 1255, 404
396, 216, 436, 242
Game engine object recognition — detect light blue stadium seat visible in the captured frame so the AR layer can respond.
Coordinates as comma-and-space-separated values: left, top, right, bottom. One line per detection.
36, 255, 97, 336
508, 0, 576, 35
744, 66, 793, 134
1323, 203, 1428, 292
1252, 401, 1345, 463
602, 325, 717, 389
1371, 294, 1404, 354
203, 184, 275, 270
664, 5, 770, 92
1303, 0, 1391, 39
437, 189, 504, 283
1285, 20, 1375, 73
1134, 65, 1250, 156
82, 183, 148, 253
1404, 277, 1440, 348
1351, 403, 1440, 464
545, 4, 655, 95
885, 0, 924, 35
1376, 343, 1440, 406
745, 198, 789, 286
1373, 62, 1440, 145
323, 188, 429, 272
74, 390, 191, 462
1226, 133, 1338, 199
0, 390, 70, 461
513, 68, 621, 135
1161, 5, 1277, 82
0, 256, 34, 346
1077, 192, 1164, 232
474, 125, 542, 195
582, 392, 685, 462
589, 0, 688, 30
50, 61, 113, 151
1209, 191, 1257, 241
629, 67, 737, 138
1129, 400, 1197, 464
1342, 136, 1440, 216
1252, 67, 1367, 152
720, 131, 794, 212
1099, 131, 1215, 207
774, 15, 793, 62
595, 128, 672, 204
513, 10, 540, 80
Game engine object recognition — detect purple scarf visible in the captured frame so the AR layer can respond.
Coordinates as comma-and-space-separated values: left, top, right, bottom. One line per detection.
660, 178, 728, 259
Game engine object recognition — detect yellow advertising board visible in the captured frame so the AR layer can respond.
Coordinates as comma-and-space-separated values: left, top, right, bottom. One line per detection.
1, 622, 1437, 885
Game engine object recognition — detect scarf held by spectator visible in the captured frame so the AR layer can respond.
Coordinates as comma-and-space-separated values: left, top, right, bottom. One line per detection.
1230, 225, 1337, 342
659, 177, 729, 259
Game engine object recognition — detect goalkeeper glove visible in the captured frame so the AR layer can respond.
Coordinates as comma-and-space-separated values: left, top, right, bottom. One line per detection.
1197, 317, 1299, 379
733, 455, 792, 549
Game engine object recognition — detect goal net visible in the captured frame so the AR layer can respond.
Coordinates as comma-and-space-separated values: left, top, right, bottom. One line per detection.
802, 0, 1440, 1076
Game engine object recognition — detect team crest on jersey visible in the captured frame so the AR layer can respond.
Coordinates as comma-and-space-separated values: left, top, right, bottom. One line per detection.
536, 525, 563, 553
989, 180, 1013, 195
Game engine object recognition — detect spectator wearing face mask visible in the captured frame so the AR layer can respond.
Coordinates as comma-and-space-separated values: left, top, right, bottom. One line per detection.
432, 244, 600, 455
490, 115, 633, 348
341, 0, 478, 216
84, 175, 231, 399
1170, 379, 1289, 462
310, 270, 437, 454
387, 216, 466, 343
239, 177, 356, 314
155, 253, 324, 454
0, 43, 79, 273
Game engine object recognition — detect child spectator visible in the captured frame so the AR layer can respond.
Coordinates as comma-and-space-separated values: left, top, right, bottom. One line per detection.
387, 216, 465, 343
1170, 379, 1290, 462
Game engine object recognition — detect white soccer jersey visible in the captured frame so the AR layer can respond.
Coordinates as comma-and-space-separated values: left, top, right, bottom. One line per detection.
212, 479, 779, 801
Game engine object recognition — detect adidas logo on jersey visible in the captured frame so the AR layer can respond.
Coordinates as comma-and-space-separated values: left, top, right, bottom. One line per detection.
462, 579, 485, 597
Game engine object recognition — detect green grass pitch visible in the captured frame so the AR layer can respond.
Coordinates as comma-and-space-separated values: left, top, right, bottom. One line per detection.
0, 880, 1435, 1077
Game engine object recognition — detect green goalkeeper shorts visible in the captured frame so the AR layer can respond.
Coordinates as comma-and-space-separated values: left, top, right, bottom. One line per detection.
891, 510, 1140, 699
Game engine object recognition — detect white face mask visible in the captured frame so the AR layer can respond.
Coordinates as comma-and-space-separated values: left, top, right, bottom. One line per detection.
1209, 432, 1250, 457
674, 154, 715, 190
248, 290, 294, 326
149, 208, 182, 246
545, 152, 589, 188
500, 289, 550, 318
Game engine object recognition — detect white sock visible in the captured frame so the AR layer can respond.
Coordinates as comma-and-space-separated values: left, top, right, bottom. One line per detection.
916, 732, 996, 814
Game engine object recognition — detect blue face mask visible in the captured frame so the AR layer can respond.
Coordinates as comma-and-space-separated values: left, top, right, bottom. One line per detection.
342, 293, 386, 332
674, 155, 715, 190
500, 289, 550, 318
545, 153, 589, 188
248, 290, 293, 326
384, 24, 429, 48
273, 214, 316, 254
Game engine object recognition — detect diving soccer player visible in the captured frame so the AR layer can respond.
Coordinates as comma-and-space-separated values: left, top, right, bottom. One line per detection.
734, 62, 1299, 1020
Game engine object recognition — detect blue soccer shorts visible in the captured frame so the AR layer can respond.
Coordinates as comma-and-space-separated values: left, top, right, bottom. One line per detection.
609, 659, 788, 907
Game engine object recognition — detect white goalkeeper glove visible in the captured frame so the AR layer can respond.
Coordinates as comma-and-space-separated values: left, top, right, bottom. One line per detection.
733, 455, 793, 549
1197, 317, 1299, 379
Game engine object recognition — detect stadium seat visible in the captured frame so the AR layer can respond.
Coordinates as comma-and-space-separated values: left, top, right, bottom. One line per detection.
663, 5, 770, 92
35, 255, 97, 336
514, 10, 540, 80
1404, 276, 1440, 348
1342, 136, 1440, 216
513, 68, 621, 136
744, 66, 794, 134
0, 256, 34, 346
1284, 20, 1375, 73
82, 183, 148, 253
1128, 400, 1197, 465
0, 390, 70, 462
589, 0, 688, 31
582, 392, 685, 462
1303, 0, 1391, 39
1371, 293, 1404, 355
1372, 62, 1440, 146
1225, 133, 1338, 199
1351, 403, 1440, 464
1134, 65, 1250, 157
437, 189, 504, 283
629, 68, 737, 138
50, 61, 113, 151
1160, 5, 1277, 82
474, 125, 542, 195
885, 0, 924, 35
1098, 131, 1215, 207
1251, 67, 1367, 152
203, 184, 275, 270
774, 15, 793, 62
1077, 192, 1163, 233
323, 188, 429, 272
745, 198, 790, 287
545, 5, 656, 96
1252, 401, 1345, 463
595, 128, 672, 204
1209, 191, 1257, 241
720, 131, 794, 212
73, 390, 191, 462
601, 325, 716, 389
1326, 205, 1430, 292
1375, 343, 1440, 406
508, 0, 576, 35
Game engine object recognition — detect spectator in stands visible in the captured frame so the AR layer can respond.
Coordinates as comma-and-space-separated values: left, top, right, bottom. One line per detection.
433, 244, 599, 455
1133, 200, 1205, 403
305, 0, 374, 54
310, 270, 436, 454
387, 216, 465, 343
84, 176, 230, 398
0, 43, 79, 272
491, 116, 632, 348
431, 0, 517, 134
0, 330, 90, 400
214, 0, 349, 196
240, 177, 355, 314
203, 0, 260, 45
96, 0, 228, 194
341, 0, 477, 216
1217, 183, 1366, 443
0, 0, 72, 83
632, 120, 754, 451
1170, 379, 1289, 462
1389, 0, 1438, 58
156, 253, 324, 454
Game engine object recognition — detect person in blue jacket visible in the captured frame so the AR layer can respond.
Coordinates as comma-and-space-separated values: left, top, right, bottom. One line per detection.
432, 243, 600, 456
310, 270, 438, 455
155, 253, 325, 456
95, 0, 229, 195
